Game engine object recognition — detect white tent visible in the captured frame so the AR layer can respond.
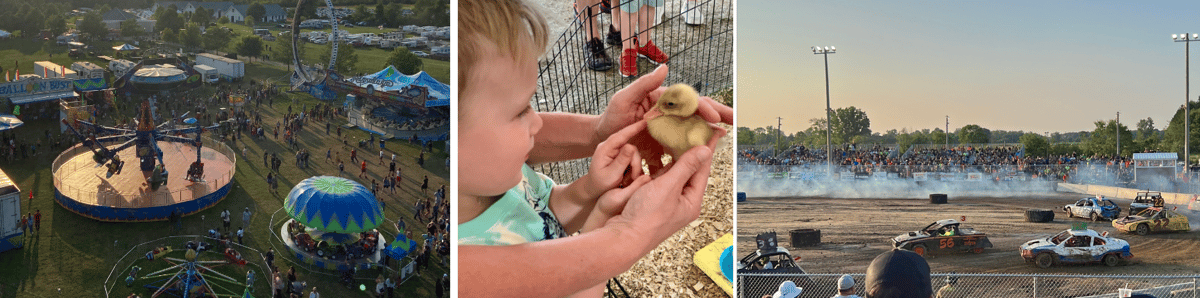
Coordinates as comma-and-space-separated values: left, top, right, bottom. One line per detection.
0, 30, 10, 39
112, 43, 139, 51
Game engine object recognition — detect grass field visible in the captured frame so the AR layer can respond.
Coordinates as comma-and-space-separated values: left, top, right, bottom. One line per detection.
0, 40, 450, 297
218, 22, 450, 84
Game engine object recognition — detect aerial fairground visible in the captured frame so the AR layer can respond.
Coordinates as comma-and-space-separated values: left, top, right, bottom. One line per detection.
0, 0, 450, 296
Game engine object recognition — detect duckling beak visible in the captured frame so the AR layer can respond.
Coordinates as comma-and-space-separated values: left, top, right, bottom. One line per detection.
644, 107, 664, 120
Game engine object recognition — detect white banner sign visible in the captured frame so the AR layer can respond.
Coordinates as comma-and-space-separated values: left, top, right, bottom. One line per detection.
966, 172, 983, 181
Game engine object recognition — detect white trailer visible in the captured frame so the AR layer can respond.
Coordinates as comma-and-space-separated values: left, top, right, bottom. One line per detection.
34, 61, 77, 79
195, 53, 244, 81
194, 64, 219, 83
0, 169, 23, 254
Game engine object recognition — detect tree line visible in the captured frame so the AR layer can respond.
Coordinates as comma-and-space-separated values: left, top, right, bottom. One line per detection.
737, 105, 1187, 159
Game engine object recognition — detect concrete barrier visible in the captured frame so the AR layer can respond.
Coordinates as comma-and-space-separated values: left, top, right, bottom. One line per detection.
1057, 183, 1198, 206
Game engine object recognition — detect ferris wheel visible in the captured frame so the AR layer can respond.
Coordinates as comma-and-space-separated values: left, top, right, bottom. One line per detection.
289, 0, 340, 88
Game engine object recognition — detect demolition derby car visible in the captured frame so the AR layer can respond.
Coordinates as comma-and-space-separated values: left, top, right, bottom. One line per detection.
737, 232, 816, 298
1130, 191, 1164, 216
1064, 196, 1121, 221
892, 219, 992, 256
1112, 207, 1190, 235
1020, 227, 1133, 268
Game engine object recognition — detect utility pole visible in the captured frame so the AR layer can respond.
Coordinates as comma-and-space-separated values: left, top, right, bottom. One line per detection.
776, 117, 783, 157
945, 116, 950, 149
1116, 112, 1120, 158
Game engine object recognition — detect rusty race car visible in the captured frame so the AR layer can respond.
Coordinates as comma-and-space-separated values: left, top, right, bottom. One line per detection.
1112, 207, 1190, 235
1020, 227, 1132, 268
892, 219, 992, 256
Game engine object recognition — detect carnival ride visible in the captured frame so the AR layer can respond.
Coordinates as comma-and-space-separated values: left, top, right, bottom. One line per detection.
279, 176, 388, 271
52, 100, 237, 222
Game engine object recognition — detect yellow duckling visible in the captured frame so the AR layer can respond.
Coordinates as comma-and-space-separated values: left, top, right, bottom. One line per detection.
647, 84, 714, 158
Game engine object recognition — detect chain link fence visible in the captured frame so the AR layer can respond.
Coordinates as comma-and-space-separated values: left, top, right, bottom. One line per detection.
532, 0, 734, 182
739, 273, 1200, 298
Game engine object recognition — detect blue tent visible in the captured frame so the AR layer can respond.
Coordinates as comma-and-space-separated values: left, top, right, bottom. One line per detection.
285, 176, 384, 233
384, 234, 418, 260
346, 66, 449, 105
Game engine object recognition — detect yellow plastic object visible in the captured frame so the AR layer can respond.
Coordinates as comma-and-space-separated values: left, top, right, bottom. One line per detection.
693, 233, 733, 296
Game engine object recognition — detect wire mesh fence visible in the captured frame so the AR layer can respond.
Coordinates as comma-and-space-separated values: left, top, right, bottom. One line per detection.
532, 0, 734, 182
738, 273, 1200, 298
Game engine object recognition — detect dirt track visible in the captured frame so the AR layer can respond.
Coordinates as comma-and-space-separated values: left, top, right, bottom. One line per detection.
737, 192, 1200, 275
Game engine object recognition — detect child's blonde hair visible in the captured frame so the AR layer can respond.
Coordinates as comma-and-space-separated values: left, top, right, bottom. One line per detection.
458, 0, 549, 100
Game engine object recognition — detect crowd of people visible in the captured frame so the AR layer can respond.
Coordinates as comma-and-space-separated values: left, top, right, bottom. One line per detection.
740, 144, 1149, 184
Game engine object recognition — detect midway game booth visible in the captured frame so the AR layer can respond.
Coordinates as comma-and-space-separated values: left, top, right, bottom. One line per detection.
0, 77, 79, 119
280, 176, 388, 272
308, 66, 449, 142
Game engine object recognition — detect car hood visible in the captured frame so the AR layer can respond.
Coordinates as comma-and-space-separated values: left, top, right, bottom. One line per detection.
1021, 238, 1054, 251
1114, 216, 1146, 225
893, 231, 928, 244
1131, 202, 1152, 208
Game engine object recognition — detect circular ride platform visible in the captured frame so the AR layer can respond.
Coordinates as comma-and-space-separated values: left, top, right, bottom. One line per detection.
51, 138, 236, 222
279, 219, 384, 271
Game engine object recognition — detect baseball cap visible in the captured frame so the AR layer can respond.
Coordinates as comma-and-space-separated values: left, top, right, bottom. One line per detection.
772, 280, 801, 298
838, 274, 855, 290
865, 248, 932, 298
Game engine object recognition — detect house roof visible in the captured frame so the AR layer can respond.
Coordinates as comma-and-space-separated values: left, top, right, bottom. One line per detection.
193, 2, 234, 11
263, 4, 286, 17
102, 9, 139, 21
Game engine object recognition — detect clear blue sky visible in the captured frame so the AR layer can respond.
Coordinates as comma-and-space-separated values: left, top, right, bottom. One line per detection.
738, 0, 1200, 135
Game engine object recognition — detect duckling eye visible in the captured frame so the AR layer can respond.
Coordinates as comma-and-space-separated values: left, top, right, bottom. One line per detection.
667, 102, 676, 106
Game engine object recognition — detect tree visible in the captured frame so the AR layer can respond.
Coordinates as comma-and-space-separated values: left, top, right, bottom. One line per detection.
192, 7, 212, 26
237, 35, 264, 61
244, 18, 255, 28
929, 128, 947, 147
202, 26, 233, 51
350, 5, 371, 23
45, 15, 68, 37
829, 106, 871, 143
155, 8, 185, 33
79, 12, 107, 41
1019, 133, 1050, 158
413, 0, 448, 26
247, 3, 267, 22
387, 48, 423, 74
1084, 119, 1133, 157
320, 43, 359, 74
272, 31, 306, 64
162, 28, 178, 43
737, 127, 756, 145
181, 24, 203, 49
22, 10, 44, 37
374, 2, 387, 25
121, 19, 145, 38
218, 16, 229, 24
957, 124, 991, 144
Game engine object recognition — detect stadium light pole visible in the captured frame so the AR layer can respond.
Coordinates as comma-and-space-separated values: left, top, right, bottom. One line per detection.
1174, 33, 1197, 171
813, 46, 836, 177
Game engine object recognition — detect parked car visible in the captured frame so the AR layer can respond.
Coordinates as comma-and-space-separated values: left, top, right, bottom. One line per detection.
1113, 207, 1190, 235
411, 50, 429, 57
892, 219, 992, 256
1020, 228, 1132, 268
1064, 196, 1121, 221
356, 21, 368, 26
737, 232, 819, 298
1130, 191, 1164, 215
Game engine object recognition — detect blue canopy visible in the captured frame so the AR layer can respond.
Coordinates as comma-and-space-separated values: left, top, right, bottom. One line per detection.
384, 234, 418, 260
285, 176, 384, 233
347, 66, 449, 104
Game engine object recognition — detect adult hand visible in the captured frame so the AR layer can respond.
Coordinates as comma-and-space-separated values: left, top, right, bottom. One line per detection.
610, 141, 716, 250
595, 65, 734, 175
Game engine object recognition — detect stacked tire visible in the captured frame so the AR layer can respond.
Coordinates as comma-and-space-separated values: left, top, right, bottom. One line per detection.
930, 194, 948, 204
790, 229, 821, 247
1025, 209, 1054, 223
